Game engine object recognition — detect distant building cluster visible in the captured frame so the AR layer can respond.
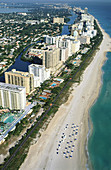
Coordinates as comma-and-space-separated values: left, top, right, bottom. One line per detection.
72, 7, 97, 42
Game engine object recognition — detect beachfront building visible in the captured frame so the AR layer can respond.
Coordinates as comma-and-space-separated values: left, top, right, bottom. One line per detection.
71, 40, 80, 53
81, 14, 94, 24
92, 30, 97, 37
0, 82, 26, 110
56, 36, 80, 56
42, 46, 61, 73
78, 36, 90, 44
78, 13, 97, 38
82, 30, 97, 38
5, 69, 34, 94
53, 17, 64, 24
28, 64, 50, 87
60, 47, 68, 62
56, 37, 72, 56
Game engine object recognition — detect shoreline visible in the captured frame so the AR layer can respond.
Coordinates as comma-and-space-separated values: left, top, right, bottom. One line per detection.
20, 21, 111, 170
85, 51, 108, 170
84, 22, 111, 169
81, 51, 108, 169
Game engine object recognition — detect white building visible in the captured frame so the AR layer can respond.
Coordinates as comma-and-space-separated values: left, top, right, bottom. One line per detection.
56, 36, 80, 56
44, 35, 56, 44
56, 38, 72, 56
28, 64, 50, 87
82, 29, 97, 38
53, 17, 64, 24
81, 14, 94, 25
26, 20, 39, 25
0, 82, 26, 110
73, 30, 78, 40
92, 30, 97, 37
60, 47, 68, 62
78, 36, 90, 44
71, 40, 80, 54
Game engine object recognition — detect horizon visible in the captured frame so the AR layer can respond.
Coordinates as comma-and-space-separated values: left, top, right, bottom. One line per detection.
1, 0, 111, 3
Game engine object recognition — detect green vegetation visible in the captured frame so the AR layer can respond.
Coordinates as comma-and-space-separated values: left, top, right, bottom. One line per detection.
64, 17, 70, 23
0, 4, 71, 74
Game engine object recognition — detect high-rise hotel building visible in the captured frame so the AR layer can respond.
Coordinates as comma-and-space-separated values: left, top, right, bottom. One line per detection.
42, 46, 61, 73
29, 64, 50, 87
5, 69, 34, 94
0, 82, 26, 110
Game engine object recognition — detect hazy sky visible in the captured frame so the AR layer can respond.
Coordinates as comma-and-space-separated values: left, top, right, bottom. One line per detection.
1, 0, 111, 2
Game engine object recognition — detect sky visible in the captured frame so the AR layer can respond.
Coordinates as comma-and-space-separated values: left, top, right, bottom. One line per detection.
1, 0, 111, 2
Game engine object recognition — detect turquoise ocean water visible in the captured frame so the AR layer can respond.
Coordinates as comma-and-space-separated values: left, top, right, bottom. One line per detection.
88, 52, 111, 169
70, 1, 111, 169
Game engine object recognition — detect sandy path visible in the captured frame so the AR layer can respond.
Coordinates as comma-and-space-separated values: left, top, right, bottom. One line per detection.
20, 24, 111, 170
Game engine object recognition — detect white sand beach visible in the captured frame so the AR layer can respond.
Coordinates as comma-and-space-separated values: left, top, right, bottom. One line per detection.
20, 23, 111, 170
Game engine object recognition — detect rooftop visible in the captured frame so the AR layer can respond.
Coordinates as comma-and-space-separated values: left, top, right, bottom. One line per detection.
0, 82, 25, 92
6, 69, 33, 77
29, 64, 45, 69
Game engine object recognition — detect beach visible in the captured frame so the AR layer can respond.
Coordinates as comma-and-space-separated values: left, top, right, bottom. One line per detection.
20, 23, 111, 170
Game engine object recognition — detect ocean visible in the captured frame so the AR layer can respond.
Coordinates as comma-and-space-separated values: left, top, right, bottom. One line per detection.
88, 52, 111, 170
69, 1, 111, 170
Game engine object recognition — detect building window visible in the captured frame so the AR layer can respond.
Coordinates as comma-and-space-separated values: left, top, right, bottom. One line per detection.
21, 77, 23, 86
8, 75, 10, 84
12, 75, 14, 84
15, 76, 17, 85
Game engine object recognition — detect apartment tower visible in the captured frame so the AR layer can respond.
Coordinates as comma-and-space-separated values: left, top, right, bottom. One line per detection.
5, 69, 34, 94
0, 82, 26, 110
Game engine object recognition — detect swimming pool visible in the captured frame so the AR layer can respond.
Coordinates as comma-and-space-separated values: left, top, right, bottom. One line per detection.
51, 83, 57, 87
56, 79, 61, 82
39, 96, 47, 100
4, 115, 15, 123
